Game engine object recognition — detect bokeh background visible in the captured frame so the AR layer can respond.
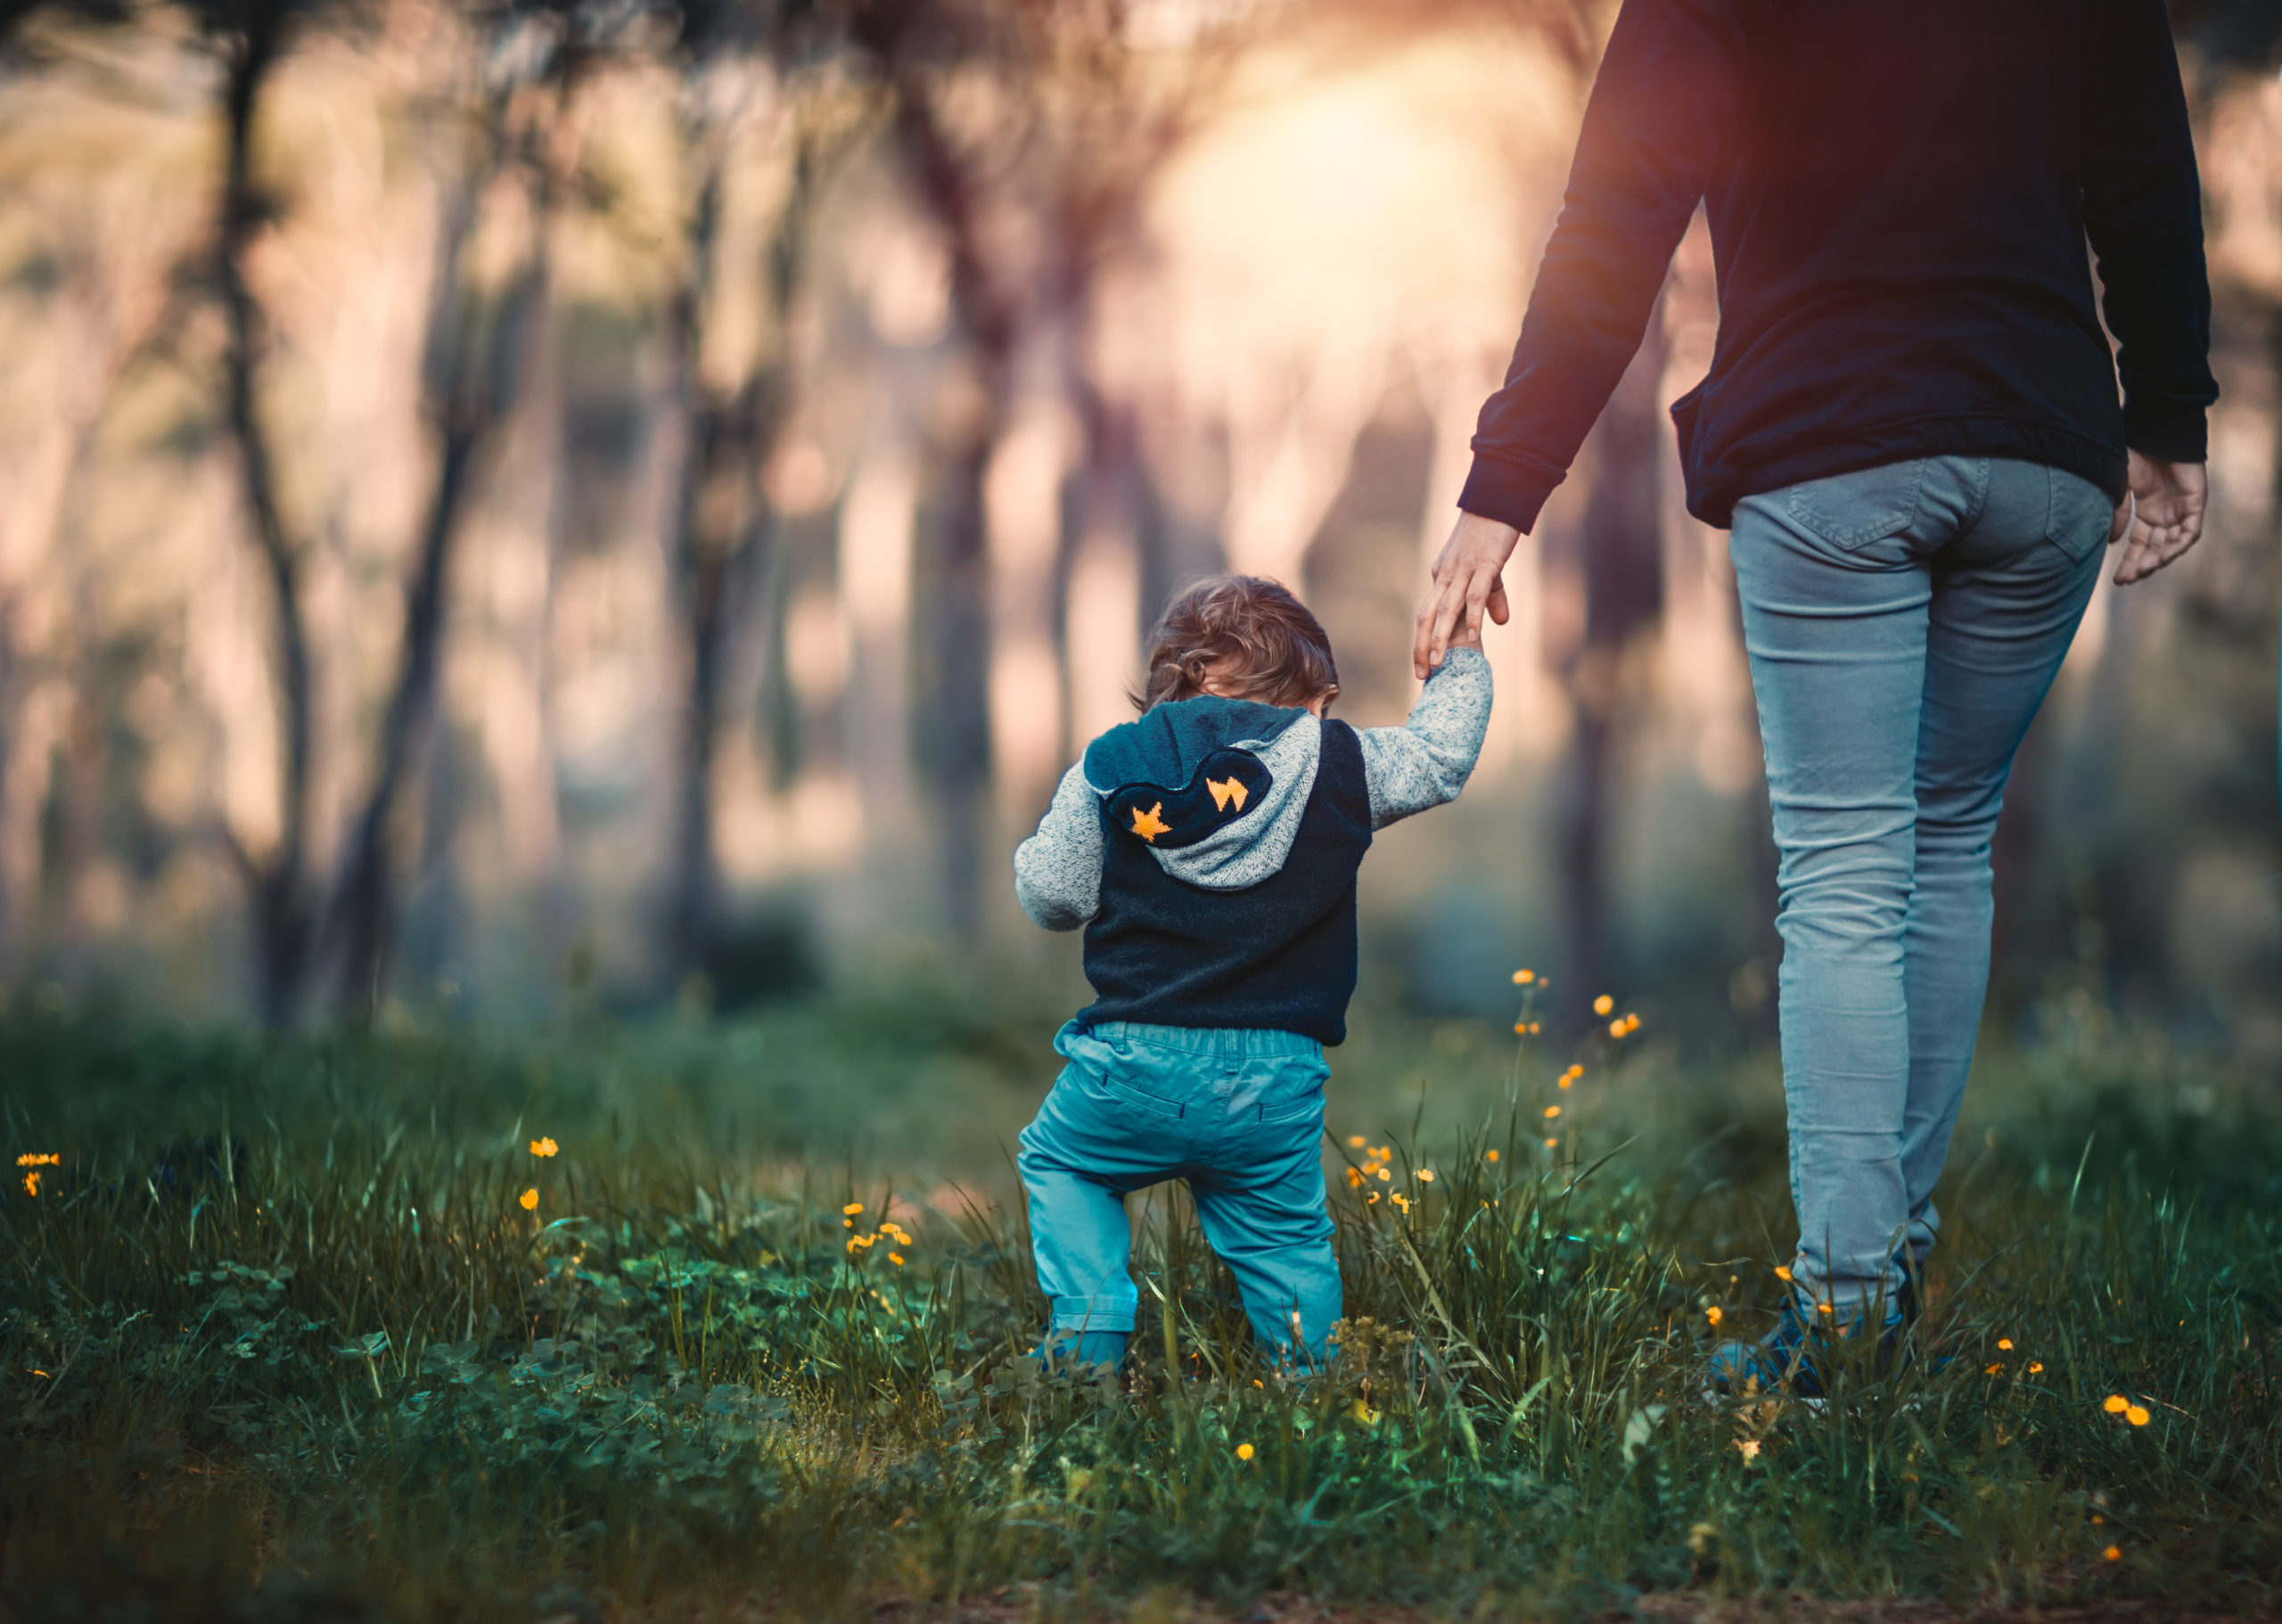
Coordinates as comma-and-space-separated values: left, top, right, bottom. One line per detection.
0, 0, 2278, 1070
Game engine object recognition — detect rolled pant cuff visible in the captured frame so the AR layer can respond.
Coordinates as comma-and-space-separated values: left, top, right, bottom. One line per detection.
1049, 1296, 1136, 1333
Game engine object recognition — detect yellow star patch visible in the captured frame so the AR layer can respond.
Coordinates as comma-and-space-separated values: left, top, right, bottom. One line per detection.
1206, 775, 1248, 813
1129, 802, 1172, 842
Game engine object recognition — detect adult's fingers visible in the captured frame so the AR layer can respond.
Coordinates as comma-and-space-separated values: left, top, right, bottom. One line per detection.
2114, 511, 2160, 584
1413, 568, 1465, 677
1429, 562, 1482, 670
2114, 512, 2198, 585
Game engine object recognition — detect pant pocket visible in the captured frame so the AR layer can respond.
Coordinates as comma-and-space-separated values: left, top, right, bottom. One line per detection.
2044, 466, 2115, 562
1254, 1054, 1330, 1127
1056, 1022, 1193, 1121
1784, 459, 1927, 551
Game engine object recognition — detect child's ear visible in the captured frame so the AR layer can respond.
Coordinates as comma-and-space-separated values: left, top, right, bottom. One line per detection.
1307, 686, 1339, 718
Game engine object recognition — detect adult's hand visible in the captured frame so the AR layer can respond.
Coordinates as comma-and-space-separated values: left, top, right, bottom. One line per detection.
1414, 510, 1522, 678
2111, 451, 2206, 586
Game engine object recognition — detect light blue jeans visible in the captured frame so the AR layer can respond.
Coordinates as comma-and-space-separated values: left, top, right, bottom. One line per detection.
1015, 1020, 1340, 1366
1730, 455, 2111, 1318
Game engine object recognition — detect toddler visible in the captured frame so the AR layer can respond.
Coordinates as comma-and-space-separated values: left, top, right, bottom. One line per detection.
1012, 574, 1490, 1371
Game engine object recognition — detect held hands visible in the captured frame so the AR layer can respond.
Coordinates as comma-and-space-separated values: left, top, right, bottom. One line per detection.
1414, 510, 1521, 678
2111, 451, 2206, 586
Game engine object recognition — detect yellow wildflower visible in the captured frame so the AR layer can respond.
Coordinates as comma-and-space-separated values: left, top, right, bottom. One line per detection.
2103, 1394, 2129, 1414
1346, 1168, 1364, 1189
1513, 969, 1534, 985
842, 1202, 865, 1216
1543, 1137, 1558, 1149
1593, 995, 1614, 1017
1485, 1149, 1499, 1162
1623, 1013, 1641, 1033
1348, 1135, 1367, 1148
1416, 1169, 1435, 1182
2105, 1546, 2122, 1562
1775, 1266, 1794, 1283
1997, 1338, 2013, 1350
1558, 1075, 1572, 1090
21, 1171, 38, 1197
1736, 1439, 1761, 1463
14, 1152, 60, 1167
1706, 1305, 1722, 1326
1543, 1105, 1561, 1120
529, 1137, 558, 1158
1376, 1167, 1391, 1182
889, 1252, 906, 1267
1235, 1442, 1255, 1461
1610, 1019, 1628, 1038
519, 1188, 538, 1211
2028, 1362, 2044, 1374
1984, 1363, 2004, 1376
2126, 1405, 2150, 1427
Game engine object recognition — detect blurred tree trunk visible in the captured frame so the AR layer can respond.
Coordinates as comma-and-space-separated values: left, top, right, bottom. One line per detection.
324, 60, 579, 1020
1057, 365, 1155, 757
661, 141, 737, 995
1560, 294, 1666, 1020
874, 66, 1016, 940
661, 57, 832, 995
210, 0, 317, 1026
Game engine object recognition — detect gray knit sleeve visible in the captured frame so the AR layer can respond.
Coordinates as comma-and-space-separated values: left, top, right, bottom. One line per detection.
1014, 763, 1104, 931
1359, 644, 1492, 830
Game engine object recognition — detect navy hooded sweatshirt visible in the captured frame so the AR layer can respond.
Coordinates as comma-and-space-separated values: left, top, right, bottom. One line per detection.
1458, 0, 2218, 533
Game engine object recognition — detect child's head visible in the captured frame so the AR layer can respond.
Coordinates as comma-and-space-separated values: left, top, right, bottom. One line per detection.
1137, 575, 1339, 715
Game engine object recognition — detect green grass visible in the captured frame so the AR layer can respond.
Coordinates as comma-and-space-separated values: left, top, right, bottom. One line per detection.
2, 972, 2278, 1621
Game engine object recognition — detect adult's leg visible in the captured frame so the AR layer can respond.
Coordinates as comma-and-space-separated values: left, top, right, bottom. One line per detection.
1728, 458, 1961, 1321
1900, 463, 2107, 1275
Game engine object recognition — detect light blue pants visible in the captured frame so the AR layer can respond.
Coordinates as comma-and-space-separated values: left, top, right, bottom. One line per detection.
1730, 455, 2111, 1317
1015, 1020, 1340, 1366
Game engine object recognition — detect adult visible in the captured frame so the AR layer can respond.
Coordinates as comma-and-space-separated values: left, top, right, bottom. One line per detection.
1413, 1, 2214, 1387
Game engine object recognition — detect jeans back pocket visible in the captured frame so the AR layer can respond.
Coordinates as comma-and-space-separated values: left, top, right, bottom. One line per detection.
2044, 466, 2115, 563
1784, 459, 1927, 551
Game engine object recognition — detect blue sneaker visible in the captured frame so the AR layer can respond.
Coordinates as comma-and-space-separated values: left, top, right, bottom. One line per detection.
1709, 1301, 1906, 1398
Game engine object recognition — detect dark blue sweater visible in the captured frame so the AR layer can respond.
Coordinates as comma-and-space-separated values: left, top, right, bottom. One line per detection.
1459, 0, 2217, 533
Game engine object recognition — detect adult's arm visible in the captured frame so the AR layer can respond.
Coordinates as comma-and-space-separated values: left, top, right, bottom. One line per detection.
2080, 0, 2217, 469
1457, 0, 1744, 535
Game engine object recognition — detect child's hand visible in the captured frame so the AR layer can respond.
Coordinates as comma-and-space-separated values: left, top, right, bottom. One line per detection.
1444, 614, 1484, 653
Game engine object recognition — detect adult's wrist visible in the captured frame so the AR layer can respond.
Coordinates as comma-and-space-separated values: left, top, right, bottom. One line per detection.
2122, 400, 2207, 465
1456, 453, 1559, 535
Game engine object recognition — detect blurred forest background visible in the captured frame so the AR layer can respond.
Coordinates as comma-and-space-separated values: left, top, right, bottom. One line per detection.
0, 0, 2277, 1057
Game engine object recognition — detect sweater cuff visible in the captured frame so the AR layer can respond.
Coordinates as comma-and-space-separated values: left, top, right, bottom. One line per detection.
1457, 452, 1564, 534
2122, 397, 2208, 464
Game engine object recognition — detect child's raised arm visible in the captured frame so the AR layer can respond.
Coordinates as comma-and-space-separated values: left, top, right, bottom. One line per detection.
1014, 764, 1104, 930
1358, 644, 1492, 831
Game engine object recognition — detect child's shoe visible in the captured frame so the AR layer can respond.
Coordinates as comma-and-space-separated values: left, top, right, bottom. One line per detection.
1036, 1329, 1128, 1380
